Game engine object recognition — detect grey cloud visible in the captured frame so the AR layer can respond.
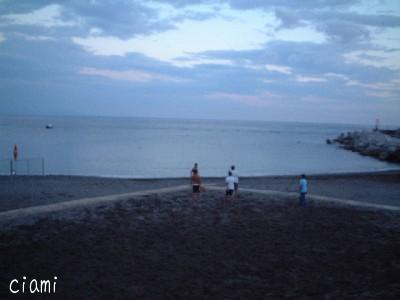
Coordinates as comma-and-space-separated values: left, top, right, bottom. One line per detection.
316, 11, 400, 28
316, 20, 371, 43
0, 0, 216, 39
274, 8, 305, 29
2, 0, 398, 43
0, 0, 55, 14
307, 10, 400, 43
149, 0, 216, 7
384, 48, 400, 53
170, 10, 218, 23
148, 0, 357, 9
194, 39, 396, 84
1, 28, 398, 123
64, 0, 170, 38
0, 1, 171, 38
225, 0, 357, 10
274, 9, 400, 42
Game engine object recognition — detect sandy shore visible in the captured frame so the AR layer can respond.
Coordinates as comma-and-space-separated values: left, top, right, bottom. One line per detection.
0, 172, 399, 299
0, 171, 399, 212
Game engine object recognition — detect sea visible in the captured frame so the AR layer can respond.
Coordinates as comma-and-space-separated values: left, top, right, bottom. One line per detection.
0, 115, 398, 178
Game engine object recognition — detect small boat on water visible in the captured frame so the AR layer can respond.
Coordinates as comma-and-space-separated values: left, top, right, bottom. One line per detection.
45, 124, 54, 129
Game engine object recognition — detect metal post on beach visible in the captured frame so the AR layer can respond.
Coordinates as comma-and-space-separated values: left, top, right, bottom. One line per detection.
12, 144, 18, 176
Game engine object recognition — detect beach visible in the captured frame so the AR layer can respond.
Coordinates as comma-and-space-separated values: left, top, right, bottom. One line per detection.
2, 0, 400, 297
1, 171, 399, 212
0, 172, 399, 299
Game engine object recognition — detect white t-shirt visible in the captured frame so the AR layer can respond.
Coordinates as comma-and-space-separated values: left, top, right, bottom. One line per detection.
225, 176, 235, 190
231, 169, 239, 183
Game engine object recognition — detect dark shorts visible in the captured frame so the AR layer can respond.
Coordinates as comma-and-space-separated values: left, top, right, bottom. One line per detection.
234, 183, 238, 191
225, 189, 234, 196
192, 185, 200, 193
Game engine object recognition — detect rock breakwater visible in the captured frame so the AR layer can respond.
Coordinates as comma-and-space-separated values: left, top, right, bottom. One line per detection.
327, 130, 400, 163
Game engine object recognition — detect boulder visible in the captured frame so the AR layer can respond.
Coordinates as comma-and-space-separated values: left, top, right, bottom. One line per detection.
355, 141, 369, 149
330, 129, 400, 164
378, 152, 389, 161
363, 145, 381, 157
396, 151, 400, 162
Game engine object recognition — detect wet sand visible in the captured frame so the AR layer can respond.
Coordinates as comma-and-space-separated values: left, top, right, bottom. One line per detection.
0, 172, 399, 299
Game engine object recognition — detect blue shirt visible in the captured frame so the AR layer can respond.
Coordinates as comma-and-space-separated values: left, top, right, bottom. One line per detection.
299, 178, 308, 193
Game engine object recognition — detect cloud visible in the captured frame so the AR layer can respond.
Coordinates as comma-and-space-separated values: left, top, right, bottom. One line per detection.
324, 72, 350, 81
0, 0, 399, 124
295, 75, 327, 83
265, 64, 292, 75
315, 20, 370, 43
72, 14, 266, 67
0, 1, 172, 38
344, 50, 400, 70
79, 67, 187, 83
65, 0, 173, 38
0, 4, 78, 28
315, 11, 400, 28
171, 57, 235, 68
11, 32, 54, 41
274, 8, 305, 29
346, 78, 400, 92
0, 0, 223, 39
225, 0, 356, 10
366, 91, 393, 98
275, 9, 400, 44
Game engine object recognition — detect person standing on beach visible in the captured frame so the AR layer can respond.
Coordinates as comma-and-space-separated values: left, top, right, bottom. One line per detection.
190, 163, 199, 186
191, 163, 198, 176
230, 165, 239, 198
191, 169, 202, 201
299, 174, 308, 206
225, 171, 235, 202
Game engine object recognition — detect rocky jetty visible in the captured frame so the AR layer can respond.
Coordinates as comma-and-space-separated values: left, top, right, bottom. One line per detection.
327, 129, 400, 163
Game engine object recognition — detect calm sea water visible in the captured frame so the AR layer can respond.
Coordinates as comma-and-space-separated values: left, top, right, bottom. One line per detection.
0, 115, 398, 177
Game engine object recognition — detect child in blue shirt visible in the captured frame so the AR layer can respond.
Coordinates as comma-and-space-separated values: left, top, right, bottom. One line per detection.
299, 174, 308, 206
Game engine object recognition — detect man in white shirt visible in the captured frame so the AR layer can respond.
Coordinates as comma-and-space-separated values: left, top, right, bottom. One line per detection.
230, 165, 239, 198
225, 171, 235, 202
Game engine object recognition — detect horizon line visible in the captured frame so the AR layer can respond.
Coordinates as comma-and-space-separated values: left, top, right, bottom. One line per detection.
1, 112, 398, 128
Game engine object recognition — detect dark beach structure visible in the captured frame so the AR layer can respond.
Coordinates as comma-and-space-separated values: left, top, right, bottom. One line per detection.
327, 129, 400, 163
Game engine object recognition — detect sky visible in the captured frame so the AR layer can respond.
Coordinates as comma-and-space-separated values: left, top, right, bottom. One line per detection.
0, 0, 399, 126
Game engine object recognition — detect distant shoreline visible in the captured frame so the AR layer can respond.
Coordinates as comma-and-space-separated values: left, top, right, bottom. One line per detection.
2, 168, 400, 181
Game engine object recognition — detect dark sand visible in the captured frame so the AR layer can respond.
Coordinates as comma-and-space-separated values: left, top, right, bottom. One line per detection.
236, 171, 400, 206
0, 172, 399, 299
0, 171, 399, 212
0, 176, 185, 212
0, 191, 399, 299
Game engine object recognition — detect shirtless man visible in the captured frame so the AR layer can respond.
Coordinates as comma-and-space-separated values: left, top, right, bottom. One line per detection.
191, 169, 202, 201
